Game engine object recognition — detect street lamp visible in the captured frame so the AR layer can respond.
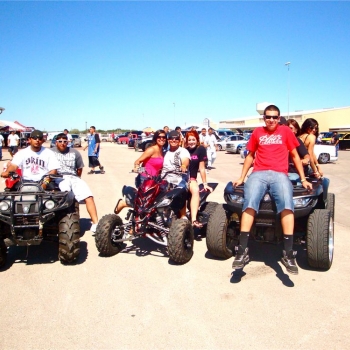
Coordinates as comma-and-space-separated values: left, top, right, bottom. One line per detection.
173, 102, 175, 127
285, 62, 291, 118
0, 107, 5, 115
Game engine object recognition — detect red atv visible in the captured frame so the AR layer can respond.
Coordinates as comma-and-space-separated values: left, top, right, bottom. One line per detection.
95, 170, 218, 264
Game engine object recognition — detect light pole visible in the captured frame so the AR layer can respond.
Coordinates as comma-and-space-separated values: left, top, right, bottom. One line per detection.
0, 107, 5, 114
173, 102, 175, 128
285, 62, 291, 118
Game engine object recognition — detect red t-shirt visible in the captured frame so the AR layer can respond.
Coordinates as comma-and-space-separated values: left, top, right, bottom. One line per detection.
247, 124, 299, 174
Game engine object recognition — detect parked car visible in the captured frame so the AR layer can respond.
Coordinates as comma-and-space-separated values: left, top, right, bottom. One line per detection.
225, 135, 248, 154
50, 134, 81, 148
128, 136, 142, 148
217, 134, 246, 151
100, 134, 113, 142
339, 133, 350, 150
118, 134, 138, 145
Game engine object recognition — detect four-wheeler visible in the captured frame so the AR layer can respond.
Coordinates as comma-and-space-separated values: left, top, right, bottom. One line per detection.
0, 172, 80, 269
206, 177, 334, 270
95, 170, 218, 264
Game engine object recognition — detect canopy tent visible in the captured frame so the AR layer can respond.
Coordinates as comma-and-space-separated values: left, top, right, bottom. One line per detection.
143, 127, 155, 133
0, 120, 26, 131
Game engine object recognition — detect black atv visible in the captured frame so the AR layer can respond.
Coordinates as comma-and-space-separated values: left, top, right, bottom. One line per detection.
206, 176, 334, 270
0, 172, 80, 268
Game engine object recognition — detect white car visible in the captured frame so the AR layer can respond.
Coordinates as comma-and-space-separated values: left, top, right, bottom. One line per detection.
225, 135, 248, 154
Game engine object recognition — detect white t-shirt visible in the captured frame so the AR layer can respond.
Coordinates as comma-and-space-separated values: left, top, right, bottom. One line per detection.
0, 134, 4, 146
199, 133, 208, 146
66, 133, 73, 147
12, 146, 60, 181
8, 134, 19, 146
206, 134, 217, 152
161, 147, 190, 185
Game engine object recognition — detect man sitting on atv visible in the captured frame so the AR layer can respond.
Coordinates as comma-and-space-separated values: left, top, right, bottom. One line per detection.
52, 133, 99, 233
161, 130, 191, 219
1, 130, 60, 188
232, 105, 312, 275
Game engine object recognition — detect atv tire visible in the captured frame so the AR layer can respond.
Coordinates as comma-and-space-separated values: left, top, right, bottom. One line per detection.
58, 212, 80, 264
95, 214, 124, 256
0, 239, 7, 268
206, 204, 238, 259
199, 201, 218, 236
326, 193, 335, 221
168, 218, 194, 264
307, 209, 334, 270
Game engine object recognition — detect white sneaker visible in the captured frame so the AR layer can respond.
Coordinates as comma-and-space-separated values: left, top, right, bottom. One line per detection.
90, 223, 97, 233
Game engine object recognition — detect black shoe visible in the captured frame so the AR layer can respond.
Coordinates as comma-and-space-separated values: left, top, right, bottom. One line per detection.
232, 246, 249, 269
281, 250, 299, 275
99, 166, 105, 174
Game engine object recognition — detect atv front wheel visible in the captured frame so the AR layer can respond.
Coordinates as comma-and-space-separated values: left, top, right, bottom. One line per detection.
307, 209, 334, 270
199, 201, 218, 236
0, 239, 7, 268
58, 212, 81, 263
168, 218, 194, 264
95, 214, 124, 256
206, 204, 238, 259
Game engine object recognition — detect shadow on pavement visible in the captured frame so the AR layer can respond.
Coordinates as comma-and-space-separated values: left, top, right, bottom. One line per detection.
121, 237, 169, 259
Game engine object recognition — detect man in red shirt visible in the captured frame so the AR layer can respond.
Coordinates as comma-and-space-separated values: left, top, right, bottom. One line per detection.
232, 105, 312, 275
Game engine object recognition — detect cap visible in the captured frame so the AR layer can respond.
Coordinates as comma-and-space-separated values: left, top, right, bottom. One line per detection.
30, 130, 44, 139
169, 130, 180, 138
279, 116, 287, 126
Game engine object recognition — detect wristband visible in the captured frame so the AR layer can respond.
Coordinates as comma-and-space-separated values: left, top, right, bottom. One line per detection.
315, 164, 319, 167
203, 182, 207, 185
301, 179, 306, 183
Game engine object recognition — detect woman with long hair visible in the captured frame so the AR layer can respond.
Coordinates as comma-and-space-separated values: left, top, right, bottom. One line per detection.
114, 129, 167, 214
184, 130, 212, 227
299, 118, 322, 178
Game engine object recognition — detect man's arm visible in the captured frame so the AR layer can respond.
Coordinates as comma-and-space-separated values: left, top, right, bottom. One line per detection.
1, 162, 19, 178
77, 168, 83, 178
180, 156, 190, 172
233, 152, 255, 186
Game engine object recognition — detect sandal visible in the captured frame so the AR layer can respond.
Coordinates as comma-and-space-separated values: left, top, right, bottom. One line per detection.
114, 198, 123, 214
87, 170, 95, 175
192, 220, 203, 228
99, 166, 105, 174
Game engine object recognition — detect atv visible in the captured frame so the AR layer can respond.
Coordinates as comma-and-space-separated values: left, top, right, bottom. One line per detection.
95, 170, 218, 264
0, 172, 80, 268
206, 176, 334, 270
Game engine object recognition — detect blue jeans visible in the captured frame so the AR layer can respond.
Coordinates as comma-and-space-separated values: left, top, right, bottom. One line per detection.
243, 170, 294, 214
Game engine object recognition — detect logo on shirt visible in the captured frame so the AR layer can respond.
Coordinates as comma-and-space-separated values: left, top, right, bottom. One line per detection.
259, 134, 282, 145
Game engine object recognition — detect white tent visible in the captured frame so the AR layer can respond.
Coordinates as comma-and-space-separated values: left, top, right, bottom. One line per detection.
0, 120, 26, 131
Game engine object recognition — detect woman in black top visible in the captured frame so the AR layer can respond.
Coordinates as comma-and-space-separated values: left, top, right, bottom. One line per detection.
185, 130, 212, 227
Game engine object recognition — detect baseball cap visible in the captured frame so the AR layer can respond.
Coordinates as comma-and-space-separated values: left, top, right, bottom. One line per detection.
169, 130, 180, 139
279, 117, 288, 126
30, 130, 44, 139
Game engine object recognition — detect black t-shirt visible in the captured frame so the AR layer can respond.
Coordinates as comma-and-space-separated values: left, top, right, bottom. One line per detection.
187, 145, 207, 179
288, 138, 309, 174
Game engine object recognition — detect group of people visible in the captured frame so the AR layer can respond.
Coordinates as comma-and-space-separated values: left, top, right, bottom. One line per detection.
0, 126, 105, 233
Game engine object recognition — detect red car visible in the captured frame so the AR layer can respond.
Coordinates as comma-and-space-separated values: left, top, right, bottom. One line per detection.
117, 134, 138, 144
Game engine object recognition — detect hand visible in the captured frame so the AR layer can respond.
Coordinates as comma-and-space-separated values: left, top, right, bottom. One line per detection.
233, 178, 244, 187
302, 180, 313, 190
1, 171, 9, 178
203, 184, 213, 192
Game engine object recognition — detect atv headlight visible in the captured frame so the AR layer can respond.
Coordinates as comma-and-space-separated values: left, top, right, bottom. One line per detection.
0, 201, 10, 211
229, 195, 244, 204
156, 198, 172, 208
44, 200, 55, 210
293, 197, 312, 208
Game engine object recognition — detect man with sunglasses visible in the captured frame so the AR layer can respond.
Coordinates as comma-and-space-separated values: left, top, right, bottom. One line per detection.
232, 105, 312, 275
52, 133, 99, 232
1, 130, 60, 184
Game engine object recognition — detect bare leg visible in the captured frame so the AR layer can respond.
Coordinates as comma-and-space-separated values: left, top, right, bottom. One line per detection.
114, 199, 129, 214
281, 209, 294, 235
189, 181, 200, 226
85, 196, 98, 224
240, 208, 255, 232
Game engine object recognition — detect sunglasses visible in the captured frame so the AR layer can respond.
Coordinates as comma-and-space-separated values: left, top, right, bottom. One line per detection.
31, 137, 43, 141
57, 140, 68, 144
169, 137, 180, 141
157, 136, 166, 140
264, 115, 279, 120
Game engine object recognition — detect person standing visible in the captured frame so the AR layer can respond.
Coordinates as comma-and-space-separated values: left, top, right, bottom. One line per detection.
52, 133, 99, 233
206, 127, 218, 170
231, 105, 312, 275
7, 130, 20, 160
332, 131, 340, 157
175, 126, 185, 147
83, 126, 105, 174
64, 129, 73, 148
0, 133, 4, 160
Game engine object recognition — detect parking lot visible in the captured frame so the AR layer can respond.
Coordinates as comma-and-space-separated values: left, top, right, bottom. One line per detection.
0, 143, 349, 350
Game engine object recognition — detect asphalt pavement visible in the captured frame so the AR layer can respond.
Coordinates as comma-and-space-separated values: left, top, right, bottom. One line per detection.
0, 143, 349, 350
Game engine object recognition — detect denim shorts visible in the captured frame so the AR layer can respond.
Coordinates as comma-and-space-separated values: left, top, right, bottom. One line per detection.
243, 170, 294, 214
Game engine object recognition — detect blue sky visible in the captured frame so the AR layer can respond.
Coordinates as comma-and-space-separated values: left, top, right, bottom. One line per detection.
1, 1, 349, 132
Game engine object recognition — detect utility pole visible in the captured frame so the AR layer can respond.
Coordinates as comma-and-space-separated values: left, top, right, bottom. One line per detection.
285, 62, 291, 118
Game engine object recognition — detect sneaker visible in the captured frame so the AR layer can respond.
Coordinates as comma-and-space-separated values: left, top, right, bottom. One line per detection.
87, 170, 95, 175
90, 223, 97, 233
232, 246, 249, 269
281, 250, 299, 275
99, 166, 105, 174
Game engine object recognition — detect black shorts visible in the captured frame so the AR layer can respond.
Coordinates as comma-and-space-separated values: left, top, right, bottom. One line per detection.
88, 156, 101, 168
9, 146, 18, 154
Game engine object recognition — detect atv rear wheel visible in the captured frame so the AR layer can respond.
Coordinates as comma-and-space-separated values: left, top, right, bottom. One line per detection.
206, 204, 238, 259
58, 212, 81, 264
307, 209, 334, 270
326, 193, 335, 221
0, 239, 7, 268
95, 214, 124, 256
168, 218, 194, 264
199, 201, 218, 236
